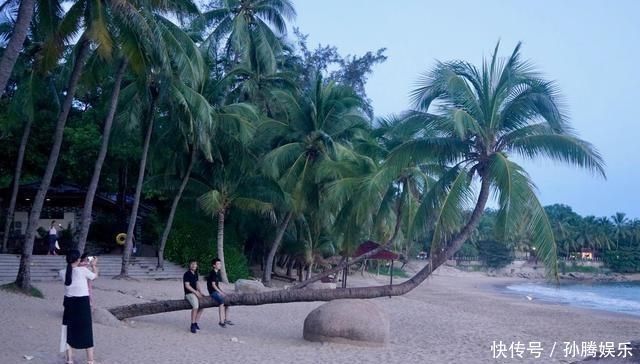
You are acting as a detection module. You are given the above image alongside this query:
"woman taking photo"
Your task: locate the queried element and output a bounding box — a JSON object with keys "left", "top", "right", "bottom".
{"left": 59, "top": 250, "right": 98, "bottom": 364}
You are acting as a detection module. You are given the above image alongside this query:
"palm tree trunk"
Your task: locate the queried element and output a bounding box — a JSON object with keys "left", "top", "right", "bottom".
{"left": 15, "top": 39, "right": 91, "bottom": 291}
{"left": 77, "top": 60, "right": 127, "bottom": 254}
{"left": 217, "top": 210, "right": 229, "bottom": 283}
{"left": 118, "top": 94, "right": 157, "bottom": 277}
{"left": 262, "top": 211, "right": 293, "bottom": 286}
{"left": 108, "top": 176, "right": 492, "bottom": 320}
{"left": 156, "top": 146, "right": 196, "bottom": 269}
{"left": 0, "top": 0, "right": 35, "bottom": 95}
{"left": 1, "top": 117, "right": 32, "bottom": 253}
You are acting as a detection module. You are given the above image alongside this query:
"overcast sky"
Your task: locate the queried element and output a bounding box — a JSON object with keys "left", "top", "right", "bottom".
{"left": 293, "top": 0, "right": 640, "bottom": 219}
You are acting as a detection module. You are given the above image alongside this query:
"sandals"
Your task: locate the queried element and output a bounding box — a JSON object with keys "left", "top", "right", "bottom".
{"left": 218, "top": 322, "right": 226, "bottom": 328}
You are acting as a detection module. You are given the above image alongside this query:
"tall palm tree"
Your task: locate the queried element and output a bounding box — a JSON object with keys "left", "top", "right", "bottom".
{"left": 258, "top": 74, "right": 368, "bottom": 285}
{"left": 0, "top": 1, "right": 64, "bottom": 253}
{"left": 77, "top": 0, "right": 202, "bottom": 254}
{"left": 0, "top": 0, "right": 35, "bottom": 95}
{"left": 197, "top": 0, "right": 295, "bottom": 70}
{"left": 117, "top": 12, "right": 207, "bottom": 277}
{"left": 155, "top": 79, "right": 260, "bottom": 270}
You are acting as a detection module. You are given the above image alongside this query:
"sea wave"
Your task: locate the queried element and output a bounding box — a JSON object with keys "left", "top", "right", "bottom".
{"left": 505, "top": 283, "right": 640, "bottom": 316}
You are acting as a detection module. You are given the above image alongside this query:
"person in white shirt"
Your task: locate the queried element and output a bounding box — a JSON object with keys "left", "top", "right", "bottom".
{"left": 48, "top": 221, "right": 60, "bottom": 255}
{"left": 59, "top": 250, "right": 98, "bottom": 364}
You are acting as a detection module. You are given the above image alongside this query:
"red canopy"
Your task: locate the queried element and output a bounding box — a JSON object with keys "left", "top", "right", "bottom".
{"left": 352, "top": 240, "right": 399, "bottom": 260}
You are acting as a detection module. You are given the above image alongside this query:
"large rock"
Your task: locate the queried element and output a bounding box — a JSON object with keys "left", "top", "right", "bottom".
{"left": 303, "top": 299, "right": 389, "bottom": 346}
{"left": 307, "top": 281, "right": 337, "bottom": 290}
{"left": 234, "top": 279, "right": 267, "bottom": 293}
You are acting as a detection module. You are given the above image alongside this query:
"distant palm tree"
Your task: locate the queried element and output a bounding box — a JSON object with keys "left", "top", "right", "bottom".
{"left": 611, "top": 212, "right": 629, "bottom": 248}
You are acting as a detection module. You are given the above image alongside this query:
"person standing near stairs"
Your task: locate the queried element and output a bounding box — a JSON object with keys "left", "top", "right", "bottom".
{"left": 48, "top": 221, "right": 61, "bottom": 255}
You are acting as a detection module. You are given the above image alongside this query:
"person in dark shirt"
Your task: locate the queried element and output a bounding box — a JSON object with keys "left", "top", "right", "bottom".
{"left": 183, "top": 259, "right": 205, "bottom": 333}
{"left": 207, "top": 258, "right": 233, "bottom": 327}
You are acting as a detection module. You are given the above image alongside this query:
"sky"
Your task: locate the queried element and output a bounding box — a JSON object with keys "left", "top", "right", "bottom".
{"left": 292, "top": 0, "right": 640, "bottom": 219}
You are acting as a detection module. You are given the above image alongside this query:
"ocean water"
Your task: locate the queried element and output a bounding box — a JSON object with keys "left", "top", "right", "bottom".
{"left": 504, "top": 282, "right": 640, "bottom": 317}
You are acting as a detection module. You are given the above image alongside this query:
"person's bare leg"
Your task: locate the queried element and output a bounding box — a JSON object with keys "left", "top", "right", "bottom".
{"left": 225, "top": 306, "right": 229, "bottom": 322}
{"left": 218, "top": 305, "right": 225, "bottom": 323}
{"left": 191, "top": 308, "right": 197, "bottom": 323}
{"left": 86, "top": 347, "right": 94, "bottom": 363}
{"left": 196, "top": 308, "right": 204, "bottom": 322}
{"left": 65, "top": 347, "right": 73, "bottom": 363}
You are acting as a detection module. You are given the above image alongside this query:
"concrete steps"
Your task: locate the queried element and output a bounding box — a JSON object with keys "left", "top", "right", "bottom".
{"left": 0, "top": 255, "right": 185, "bottom": 283}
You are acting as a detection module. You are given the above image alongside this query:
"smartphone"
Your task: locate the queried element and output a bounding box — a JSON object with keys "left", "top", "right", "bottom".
{"left": 88, "top": 256, "right": 95, "bottom": 262}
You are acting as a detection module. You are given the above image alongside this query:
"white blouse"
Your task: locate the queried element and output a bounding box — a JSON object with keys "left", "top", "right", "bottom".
{"left": 59, "top": 267, "right": 97, "bottom": 297}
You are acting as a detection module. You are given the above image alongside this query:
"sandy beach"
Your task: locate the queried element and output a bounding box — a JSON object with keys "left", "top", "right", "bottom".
{"left": 1, "top": 265, "right": 638, "bottom": 364}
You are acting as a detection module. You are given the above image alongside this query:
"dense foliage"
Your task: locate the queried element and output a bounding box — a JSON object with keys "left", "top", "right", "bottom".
{"left": 0, "top": 1, "right": 609, "bottom": 288}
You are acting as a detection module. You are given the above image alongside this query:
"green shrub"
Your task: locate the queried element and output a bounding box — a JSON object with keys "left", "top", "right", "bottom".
{"left": 164, "top": 207, "right": 250, "bottom": 282}
{"left": 477, "top": 239, "right": 514, "bottom": 269}
{"left": 603, "top": 248, "right": 640, "bottom": 273}
{"left": 455, "top": 242, "right": 479, "bottom": 257}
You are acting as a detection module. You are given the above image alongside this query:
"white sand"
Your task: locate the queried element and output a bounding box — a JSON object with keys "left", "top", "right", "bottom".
{"left": 1, "top": 266, "right": 638, "bottom": 364}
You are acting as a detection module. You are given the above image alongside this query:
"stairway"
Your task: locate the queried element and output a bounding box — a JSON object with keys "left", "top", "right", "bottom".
{"left": 0, "top": 254, "right": 186, "bottom": 283}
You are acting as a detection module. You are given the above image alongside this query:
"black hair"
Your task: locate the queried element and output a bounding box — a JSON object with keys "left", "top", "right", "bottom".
{"left": 80, "top": 253, "right": 89, "bottom": 261}
{"left": 211, "top": 258, "right": 221, "bottom": 266}
{"left": 65, "top": 250, "right": 81, "bottom": 286}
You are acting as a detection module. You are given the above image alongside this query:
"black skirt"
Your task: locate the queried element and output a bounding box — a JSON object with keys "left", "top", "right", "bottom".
{"left": 62, "top": 296, "right": 93, "bottom": 349}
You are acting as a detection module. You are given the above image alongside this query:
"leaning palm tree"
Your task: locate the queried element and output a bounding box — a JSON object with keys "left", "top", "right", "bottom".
{"left": 393, "top": 41, "right": 605, "bottom": 278}
{"left": 107, "top": 42, "right": 607, "bottom": 319}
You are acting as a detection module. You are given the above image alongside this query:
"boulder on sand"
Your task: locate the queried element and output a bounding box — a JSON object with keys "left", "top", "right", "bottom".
{"left": 303, "top": 299, "right": 389, "bottom": 346}
{"left": 234, "top": 279, "right": 267, "bottom": 293}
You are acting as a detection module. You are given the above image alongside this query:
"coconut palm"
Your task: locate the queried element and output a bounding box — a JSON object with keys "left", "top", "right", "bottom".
{"left": 611, "top": 212, "right": 629, "bottom": 249}
{"left": 196, "top": 0, "right": 295, "bottom": 71}
{"left": 77, "top": 0, "right": 203, "bottom": 254}
{"left": 155, "top": 78, "right": 260, "bottom": 270}
{"left": 0, "top": 0, "right": 36, "bottom": 95}
{"left": 117, "top": 12, "right": 208, "bottom": 277}
{"left": 0, "top": 1, "right": 66, "bottom": 253}
{"left": 197, "top": 146, "right": 275, "bottom": 283}
{"left": 257, "top": 74, "right": 369, "bottom": 285}
{"left": 391, "top": 42, "right": 605, "bottom": 278}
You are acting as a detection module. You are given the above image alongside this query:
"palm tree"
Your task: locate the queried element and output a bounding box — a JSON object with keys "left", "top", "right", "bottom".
{"left": 75, "top": 59, "right": 127, "bottom": 254}
{"left": 107, "top": 42, "right": 607, "bottom": 319}
{"left": 155, "top": 79, "right": 260, "bottom": 270}
{"left": 117, "top": 12, "right": 207, "bottom": 277}
{"left": 611, "top": 212, "right": 630, "bottom": 249}
{"left": 77, "top": 0, "right": 202, "bottom": 254}
{"left": 197, "top": 0, "right": 296, "bottom": 70}
{"left": 0, "top": 1, "right": 64, "bottom": 253}
{"left": 0, "top": 0, "right": 35, "bottom": 95}
{"left": 258, "top": 74, "right": 368, "bottom": 285}
{"left": 15, "top": 37, "right": 91, "bottom": 290}
{"left": 198, "top": 161, "right": 275, "bottom": 283}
